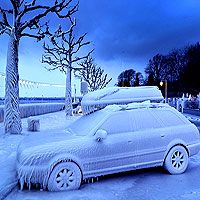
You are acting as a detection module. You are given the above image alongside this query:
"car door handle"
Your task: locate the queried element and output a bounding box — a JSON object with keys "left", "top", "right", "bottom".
{"left": 160, "top": 134, "right": 165, "bottom": 138}
{"left": 128, "top": 140, "right": 133, "bottom": 143}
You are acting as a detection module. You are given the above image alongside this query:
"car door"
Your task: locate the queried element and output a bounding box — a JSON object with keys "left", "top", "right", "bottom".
{"left": 128, "top": 109, "right": 166, "bottom": 167}
{"left": 83, "top": 110, "right": 139, "bottom": 175}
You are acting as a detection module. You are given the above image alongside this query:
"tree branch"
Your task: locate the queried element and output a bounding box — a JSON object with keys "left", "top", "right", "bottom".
{"left": 18, "top": 5, "right": 49, "bottom": 21}
{"left": 20, "top": 0, "right": 78, "bottom": 33}
{"left": 21, "top": 32, "right": 44, "bottom": 40}
{"left": 0, "top": 7, "right": 12, "bottom": 34}
{"left": 72, "top": 49, "right": 94, "bottom": 63}
{"left": 10, "top": 0, "right": 19, "bottom": 17}
{"left": 77, "top": 57, "right": 112, "bottom": 91}
{"left": 21, "top": 21, "right": 51, "bottom": 41}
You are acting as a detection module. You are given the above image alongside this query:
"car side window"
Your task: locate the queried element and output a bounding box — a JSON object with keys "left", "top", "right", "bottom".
{"left": 100, "top": 111, "right": 132, "bottom": 134}
{"left": 153, "top": 109, "right": 186, "bottom": 126}
{"left": 130, "top": 109, "right": 163, "bottom": 131}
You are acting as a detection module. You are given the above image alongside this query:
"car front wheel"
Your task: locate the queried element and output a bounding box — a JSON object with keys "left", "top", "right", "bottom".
{"left": 164, "top": 145, "right": 188, "bottom": 175}
{"left": 48, "top": 162, "right": 82, "bottom": 191}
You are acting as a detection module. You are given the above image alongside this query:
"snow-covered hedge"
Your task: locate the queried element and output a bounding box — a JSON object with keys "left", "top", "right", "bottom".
{"left": 0, "top": 103, "right": 65, "bottom": 122}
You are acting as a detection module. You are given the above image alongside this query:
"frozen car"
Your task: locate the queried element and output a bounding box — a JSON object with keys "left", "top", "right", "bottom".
{"left": 17, "top": 102, "right": 200, "bottom": 191}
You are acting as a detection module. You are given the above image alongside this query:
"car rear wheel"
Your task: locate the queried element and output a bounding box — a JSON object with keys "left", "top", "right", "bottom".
{"left": 164, "top": 145, "right": 188, "bottom": 174}
{"left": 48, "top": 162, "right": 82, "bottom": 191}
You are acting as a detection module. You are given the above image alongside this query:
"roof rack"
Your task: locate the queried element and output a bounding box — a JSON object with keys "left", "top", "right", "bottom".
{"left": 103, "top": 102, "right": 170, "bottom": 113}
{"left": 81, "top": 86, "right": 164, "bottom": 115}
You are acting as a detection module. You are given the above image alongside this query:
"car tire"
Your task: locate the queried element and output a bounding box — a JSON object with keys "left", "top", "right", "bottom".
{"left": 164, "top": 145, "right": 188, "bottom": 175}
{"left": 48, "top": 162, "right": 82, "bottom": 191}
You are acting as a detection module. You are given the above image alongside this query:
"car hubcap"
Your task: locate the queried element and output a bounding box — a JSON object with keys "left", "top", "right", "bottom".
{"left": 56, "top": 169, "right": 75, "bottom": 189}
{"left": 171, "top": 150, "right": 184, "bottom": 169}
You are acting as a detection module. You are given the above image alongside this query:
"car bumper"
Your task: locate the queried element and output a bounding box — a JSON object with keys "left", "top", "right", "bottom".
{"left": 187, "top": 142, "right": 200, "bottom": 156}
{"left": 17, "top": 164, "right": 49, "bottom": 189}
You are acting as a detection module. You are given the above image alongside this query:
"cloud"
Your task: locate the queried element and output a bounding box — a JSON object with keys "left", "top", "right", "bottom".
{"left": 77, "top": 0, "right": 200, "bottom": 64}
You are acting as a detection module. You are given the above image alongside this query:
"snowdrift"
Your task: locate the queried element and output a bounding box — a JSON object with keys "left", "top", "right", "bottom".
{"left": 81, "top": 86, "right": 163, "bottom": 114}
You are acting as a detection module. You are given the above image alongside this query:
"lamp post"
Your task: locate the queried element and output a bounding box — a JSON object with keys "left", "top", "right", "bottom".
{"left": 74, "top": 84, "right": 76, "bottom": 102}
{"left": 160, "top": 80, "right": 168, "bottom": 103}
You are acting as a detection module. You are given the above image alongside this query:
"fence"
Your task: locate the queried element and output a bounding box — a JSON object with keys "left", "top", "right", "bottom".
{"left": 0, "top": 103, "right": 65, "bottom": 123}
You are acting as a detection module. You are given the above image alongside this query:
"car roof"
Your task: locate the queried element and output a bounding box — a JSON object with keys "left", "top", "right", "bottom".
{"left": 103, "top": 102, "right": 190, "bottom": 124}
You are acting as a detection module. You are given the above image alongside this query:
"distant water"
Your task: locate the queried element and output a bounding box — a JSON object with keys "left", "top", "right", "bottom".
{"left": 0, "top": 97, "right": 82, "bottom": 105}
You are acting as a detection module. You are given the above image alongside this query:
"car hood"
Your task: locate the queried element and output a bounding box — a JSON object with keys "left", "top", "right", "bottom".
{"left": 17, "top": 130, "right": 82, "bottom": 164}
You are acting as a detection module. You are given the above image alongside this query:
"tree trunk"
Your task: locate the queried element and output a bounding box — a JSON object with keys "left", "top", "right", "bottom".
{"left": 65, "top": 67, "right": 73, "bottom": 116}
{"left": 4, "top": 31, "right": 22, "bottom": 134}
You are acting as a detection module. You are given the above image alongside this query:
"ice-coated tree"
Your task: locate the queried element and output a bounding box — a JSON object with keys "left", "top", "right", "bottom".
{"left": 0, "top": 0, "right": 78, "bottom": 134}
{"left": 77, "top": 57, "right": 112, "bottom": 91}
{"left": 42, "top": 18, "right": 93, "bottom": 116}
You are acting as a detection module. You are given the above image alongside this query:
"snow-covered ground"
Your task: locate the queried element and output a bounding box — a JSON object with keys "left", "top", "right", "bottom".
{"left": 0, "top": 110, "right": 200, "bottom": 200}
{"left": 5, "top": 152, "right": 200, "bottom": 200}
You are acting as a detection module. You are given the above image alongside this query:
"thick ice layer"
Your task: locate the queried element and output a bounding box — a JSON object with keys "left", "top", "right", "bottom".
{"left": 81, "top": 86, "right": 164, "bottom": 114}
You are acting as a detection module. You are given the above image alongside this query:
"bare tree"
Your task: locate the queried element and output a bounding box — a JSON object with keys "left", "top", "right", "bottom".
{"left": 145, "top": 54, "right": 166, "bottom": 86}
{"left": 134, "top": 72, "right": 144, "bottom": 86}
{"left": 0, "top": 0, "right": 78, "bottom": 134}
{"left": 117, "top": 69, "right": 136, "bottom": 87}
{"left": 42, "top": 19, "right": 93, "bottom": 116}
{"left": 77, "top": 57, "right": 112, "bottom": 91}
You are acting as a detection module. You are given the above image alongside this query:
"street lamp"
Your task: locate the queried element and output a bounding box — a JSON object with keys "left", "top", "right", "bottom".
{"left": 74, "top": 84, "right": 76, "bottom": 102}
{"left": 160, "top": 80, "right": 168, "bottom": 103}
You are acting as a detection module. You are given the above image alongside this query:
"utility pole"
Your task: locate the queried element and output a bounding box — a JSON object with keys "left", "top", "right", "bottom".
{"left": 165, "top": 80, "right": 168, "bottom": 103}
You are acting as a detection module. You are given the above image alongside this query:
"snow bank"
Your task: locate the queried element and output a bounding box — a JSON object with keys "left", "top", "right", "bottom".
{"left": 0, "top": 103, "right": 64, "bottom": 122}
{"left": 81, "top": 86, "right": 163, "bottom": 114}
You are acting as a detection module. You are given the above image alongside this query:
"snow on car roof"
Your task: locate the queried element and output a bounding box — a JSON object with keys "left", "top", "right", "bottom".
{"left": 104, "top": 101, "right": 170, "bottom": 111}
{"left": 81, "top": 86, "right": 164, "bottom": 114}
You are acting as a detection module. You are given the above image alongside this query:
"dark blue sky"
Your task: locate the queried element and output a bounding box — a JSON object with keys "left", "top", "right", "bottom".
{"left": 0, "top": 0, "right": 200, "bottom": 96}
{"left": 77, "top": 0, "right": 200, "bottom": 63}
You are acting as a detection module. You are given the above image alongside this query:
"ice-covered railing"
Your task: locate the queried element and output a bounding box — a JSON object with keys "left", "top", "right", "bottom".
{"left": 81, "top": 86, "right": 164, "bottom": 115}
{"left": 0, "top": 103, "right": 64, "bottom": 122}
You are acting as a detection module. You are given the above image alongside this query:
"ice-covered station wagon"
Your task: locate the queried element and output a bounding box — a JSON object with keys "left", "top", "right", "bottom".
{"left": 17, "top": 87, "right": 200, "bottom": 191}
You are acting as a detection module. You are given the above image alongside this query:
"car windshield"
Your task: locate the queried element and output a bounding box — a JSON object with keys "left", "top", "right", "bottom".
{"left": 67, "top": 110, "right": 109, "bottom": 136}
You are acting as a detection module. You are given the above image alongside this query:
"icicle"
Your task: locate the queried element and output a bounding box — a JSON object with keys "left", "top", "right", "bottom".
{"left": 28, "top": 182, "right": 31, "bottom": 190}
{"left": 20, "top": 177, "right": 24, "bottom": 190}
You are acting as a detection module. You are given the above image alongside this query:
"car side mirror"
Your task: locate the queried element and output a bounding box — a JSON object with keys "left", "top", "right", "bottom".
{"left": 94, "top": 129, "right": 107, "bottom": 142}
